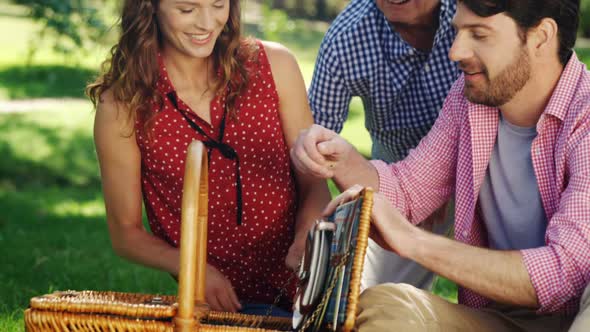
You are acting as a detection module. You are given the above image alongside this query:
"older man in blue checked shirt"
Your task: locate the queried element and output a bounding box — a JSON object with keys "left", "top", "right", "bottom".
{"left": 308, "top": 0, "right": 459, "bottom": 291}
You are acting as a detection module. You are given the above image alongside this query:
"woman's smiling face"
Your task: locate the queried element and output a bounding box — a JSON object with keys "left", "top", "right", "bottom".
{"left": 156, "top": 0, "right": 230, "bottom": 58}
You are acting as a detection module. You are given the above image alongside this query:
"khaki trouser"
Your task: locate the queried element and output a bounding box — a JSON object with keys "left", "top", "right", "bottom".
{"left": 356, "top": 283, "right": 574, "bottom": 332}
{"left": 569, "top": 284, "right": 590, "bottom": 332}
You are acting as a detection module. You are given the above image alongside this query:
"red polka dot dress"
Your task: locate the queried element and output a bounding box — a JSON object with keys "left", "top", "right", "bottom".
{"left": 135, "top": 40, "right": 297, "bottom": 307}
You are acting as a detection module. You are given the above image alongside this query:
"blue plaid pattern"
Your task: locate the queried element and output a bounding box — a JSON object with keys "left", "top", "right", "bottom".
{"left": 325, "top": 198, "right": 362, "bottom": 325}
{"left": 309, "top": 0, "right": 460, "bottom": 161}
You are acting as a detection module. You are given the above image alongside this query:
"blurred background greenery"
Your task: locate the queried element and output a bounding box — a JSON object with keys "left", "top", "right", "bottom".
{"left": 0, "top": 1, "right": 588, "bottom": 331}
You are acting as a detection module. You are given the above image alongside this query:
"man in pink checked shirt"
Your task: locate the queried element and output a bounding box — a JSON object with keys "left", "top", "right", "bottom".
{"left": 291, "top": 0, "right": 590, "bottom": 331}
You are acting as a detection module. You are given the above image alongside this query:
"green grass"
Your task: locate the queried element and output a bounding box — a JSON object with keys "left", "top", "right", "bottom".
{"left": 0, "top": 65, "right": 96, "bottom": 99}
{"left": 0, "top": 108, "right": 179, "bottom": 332}
{"left": 578, "top": 47, "right": 590, "bottom": 64}
{"left": 0, "top": 5, "right": 371, "bottom": 331}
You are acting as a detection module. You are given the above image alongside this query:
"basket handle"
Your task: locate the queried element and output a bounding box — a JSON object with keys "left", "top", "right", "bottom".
{"left": 175, "top": 140, "right": 209, "bottom": 332}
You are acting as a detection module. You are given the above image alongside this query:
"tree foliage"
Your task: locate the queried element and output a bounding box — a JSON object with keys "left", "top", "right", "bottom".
{"left": 13, "top": 0, "right": 589, "bottom": 55}
{"left": 12, "top": 0, "right": 109, "bottom": 59}
{"left": 581, "top": 0, "right": 590, "bottom": 38}
{"left": 269, "top": 0, "right": 349, "bottom": 21}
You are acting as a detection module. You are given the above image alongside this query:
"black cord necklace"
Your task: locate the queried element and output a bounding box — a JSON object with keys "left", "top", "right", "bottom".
{"left": 167, "top": 91, "right": 244, "bottom": 226}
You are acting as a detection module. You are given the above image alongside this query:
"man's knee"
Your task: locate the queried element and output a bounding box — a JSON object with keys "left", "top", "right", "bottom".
{"left": 359, "top": 283, "right": 427, "bottom": 308}
{"left": 569, "top": 284, "right": 590, "bottom": 332}
{"left": 357, "top": 283, "right": 442, "bottom": 332}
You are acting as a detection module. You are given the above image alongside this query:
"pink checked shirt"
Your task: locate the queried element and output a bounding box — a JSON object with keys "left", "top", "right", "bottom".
{"left": 372, "top": 53, "right": 590, "bottom": 314}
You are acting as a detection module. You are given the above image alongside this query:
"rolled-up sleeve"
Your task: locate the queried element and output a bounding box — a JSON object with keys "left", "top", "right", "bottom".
{"left": 522, "top": 123, "right": 590, "bottom": 314}
{"left": 308, "top": 38, "right": 352, "bottom": 133}
{"left": 369, "top": 79, "right": 464, "bottom": 224}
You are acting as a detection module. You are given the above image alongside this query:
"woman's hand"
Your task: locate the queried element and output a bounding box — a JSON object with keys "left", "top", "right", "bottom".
{"left": 205, "top": 264, "right": 242, "bottom": 312}
{"left": 285, "top": 239, "right": 305, "bottom": 271}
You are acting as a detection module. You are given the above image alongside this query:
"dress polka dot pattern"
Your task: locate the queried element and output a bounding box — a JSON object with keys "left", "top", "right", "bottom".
{"left": 135, "top": 40, "right": 297, "bottom": 307}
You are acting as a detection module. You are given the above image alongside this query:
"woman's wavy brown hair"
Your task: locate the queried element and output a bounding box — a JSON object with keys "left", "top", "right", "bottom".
{"left": 86, "top": 0, "right": 254, "bottom": 134}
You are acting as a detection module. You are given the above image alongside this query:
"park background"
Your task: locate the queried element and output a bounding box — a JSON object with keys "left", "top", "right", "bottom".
{"left": 1, "top": 1, "right": 589, "bottom": 331}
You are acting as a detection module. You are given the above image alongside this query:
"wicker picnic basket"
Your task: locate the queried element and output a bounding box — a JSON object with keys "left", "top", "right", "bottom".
{"left": 24, "top": 140, "right": 373, "bottom": 332}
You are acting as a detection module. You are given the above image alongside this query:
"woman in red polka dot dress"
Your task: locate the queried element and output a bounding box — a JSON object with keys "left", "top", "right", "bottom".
{"left": 88, "top": 0, "right": 330, "bottom": 316}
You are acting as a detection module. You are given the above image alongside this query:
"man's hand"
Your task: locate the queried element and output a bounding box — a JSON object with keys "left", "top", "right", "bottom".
{"left": 205, "top": 264, "right": 242, "bottom": 312}
{"left": 369, "top": 192, "right": 419, "bottom": 257}
{"left": 323, "top": 185, "right": 418, "bottom": 258}
{"left": 290, "top": 124, "right": 355, "bottom": 178}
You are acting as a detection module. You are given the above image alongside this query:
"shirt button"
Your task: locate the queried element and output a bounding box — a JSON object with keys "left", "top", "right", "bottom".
{"left": 535, "top": 147, "right": 541, "bottom": 156}
{"left": 424, "top": 64, "right": 430, "bottom": 72}
{"left": 462, "top": 231, "right": 468, "bottom": 237}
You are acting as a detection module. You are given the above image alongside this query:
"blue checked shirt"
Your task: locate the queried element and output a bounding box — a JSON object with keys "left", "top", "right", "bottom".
{"left": 309, "top": 0, "right": 460, "bottom": 162}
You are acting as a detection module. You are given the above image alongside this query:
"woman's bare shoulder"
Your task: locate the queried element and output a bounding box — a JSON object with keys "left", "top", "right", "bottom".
{"left": 259, "top": 41, "right": 301, "bottom": 90}
{"left": 94, "top": 89, "right": 135, "bottom": 140}
{"left": 260, "top": 40, "right": 297, "bottom": 67}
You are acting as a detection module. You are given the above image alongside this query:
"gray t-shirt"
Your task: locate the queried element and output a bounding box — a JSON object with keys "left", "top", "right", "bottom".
{"left": 478, "top": 114, "right": 547, "bottom": 250}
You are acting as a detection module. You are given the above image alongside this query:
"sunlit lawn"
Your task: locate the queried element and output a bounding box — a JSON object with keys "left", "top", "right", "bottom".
{"left": 2, "top": 2, "right": 589, "bottom": 332}
{"left": 0, "top": 108, "right": 181, "bottom": 332}
{"left": 0, "top": 4, "right": 371, "bottom": 331}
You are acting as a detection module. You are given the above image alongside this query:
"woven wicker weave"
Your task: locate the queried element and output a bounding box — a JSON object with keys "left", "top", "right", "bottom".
{"left": 24, "top": 140, "right": 372, "bottom": 331}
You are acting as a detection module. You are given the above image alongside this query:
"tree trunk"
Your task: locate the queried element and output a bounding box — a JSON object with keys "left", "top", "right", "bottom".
{"left": 316, "top": 0, "right": 327, "bottom": 20}
{"left": 272, "top": 0, "right": 287, "bottom": 10}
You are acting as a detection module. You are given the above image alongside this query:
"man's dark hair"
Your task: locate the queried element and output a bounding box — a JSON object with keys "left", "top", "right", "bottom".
{"left": 460, "top": 0, "right": 580, "bottom": 65}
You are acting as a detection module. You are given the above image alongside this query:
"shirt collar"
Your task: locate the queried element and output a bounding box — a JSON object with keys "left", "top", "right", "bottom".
{"left": 467, "top": 52, "right": 585, "bottom": 133}
{"left": 156, "top": 52, "right": 175, "bottom": 96}
{"left": 434, "top": 0, "right": 455, "bottom": 45}
{"left": 541, "top": 52, "right": 584, "bottom": 122}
